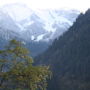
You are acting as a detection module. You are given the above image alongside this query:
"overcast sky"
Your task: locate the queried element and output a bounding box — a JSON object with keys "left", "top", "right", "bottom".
{"left": 0, "top": 0, "right": 90, "bottom": 12}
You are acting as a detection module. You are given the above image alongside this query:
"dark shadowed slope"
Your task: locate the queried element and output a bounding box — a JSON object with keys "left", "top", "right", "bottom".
{"left": 36, "top": 9, "right": 90, "bottom": 90}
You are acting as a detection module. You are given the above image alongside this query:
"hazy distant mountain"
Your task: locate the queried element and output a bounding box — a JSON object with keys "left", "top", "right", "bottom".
{"left": 0, "top": 10, "right": 20, "bottom": 32}
{"left": 0, "top": 3, "right": 80, "bottom": 42}
{"left": 36, "top": 9, "right": 90, "bottom": 90}
{"left": 0, "top": 3, "right": 80, "bottom": 56}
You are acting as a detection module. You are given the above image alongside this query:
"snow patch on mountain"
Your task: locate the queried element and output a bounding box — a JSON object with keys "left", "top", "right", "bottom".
{"left": 35, "top": 34, "right": 45, "bottom": 42}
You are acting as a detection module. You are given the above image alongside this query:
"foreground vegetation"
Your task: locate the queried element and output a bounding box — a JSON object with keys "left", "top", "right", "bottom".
{"left": 0, "top": 39, "right": 51, "bottom": 90}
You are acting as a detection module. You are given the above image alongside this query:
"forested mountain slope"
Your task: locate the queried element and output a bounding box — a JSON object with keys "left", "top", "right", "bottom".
{"left": 36, "top": 9, "right": 90, "bottom": 90}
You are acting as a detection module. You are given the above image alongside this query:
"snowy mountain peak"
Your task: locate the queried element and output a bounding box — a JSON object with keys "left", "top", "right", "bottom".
{"left": 0, "top": 3, "right": 80, "bottom": 42}
{"left": 0, "top": 9, "right": 21, "bottom": 32}
{"left": 1, "top": 3, "right": 34, "bottom": 22}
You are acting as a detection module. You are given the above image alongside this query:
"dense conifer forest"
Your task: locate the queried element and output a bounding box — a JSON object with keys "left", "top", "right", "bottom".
{"left": 36, "top": 9, "right": 90, "bottom": 90}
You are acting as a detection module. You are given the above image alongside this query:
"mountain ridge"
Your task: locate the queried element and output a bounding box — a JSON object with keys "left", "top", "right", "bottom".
{"left": 0, "top": 3, "right": 80, "bottom": 42}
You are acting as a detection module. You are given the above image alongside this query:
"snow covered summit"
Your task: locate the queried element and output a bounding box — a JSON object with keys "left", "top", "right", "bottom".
{"left": 0, "top": 3, "right": 80, "bottom": 42}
